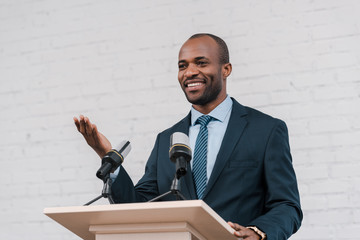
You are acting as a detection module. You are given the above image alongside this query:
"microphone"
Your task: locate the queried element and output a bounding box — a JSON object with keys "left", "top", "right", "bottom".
{"left": 169, "top": 132, "right": 192, "bottom": 178}
{"left": 96, "top": 141, "right": 131, "bottom": 180}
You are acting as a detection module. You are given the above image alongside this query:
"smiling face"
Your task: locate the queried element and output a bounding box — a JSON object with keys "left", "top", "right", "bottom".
{"left": 178, "top": 35, "right": 232, "bottom": 114}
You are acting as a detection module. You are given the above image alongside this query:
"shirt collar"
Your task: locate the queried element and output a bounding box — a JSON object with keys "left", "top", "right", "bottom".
{"left": 190, "top": 95, "right": 233, "bottom": 126}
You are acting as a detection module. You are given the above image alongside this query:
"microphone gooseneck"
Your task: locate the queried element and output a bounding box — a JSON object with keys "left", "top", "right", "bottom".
{"left": 148, "top": 132, "right": 191, "bottom": 202}
{"left": 85, "top": 140, "right": 131, "bottom": 205}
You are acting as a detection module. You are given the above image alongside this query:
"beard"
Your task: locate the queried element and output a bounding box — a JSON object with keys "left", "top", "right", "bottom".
{"left": 184, "top": 79, "right": 223, "bottom": 106}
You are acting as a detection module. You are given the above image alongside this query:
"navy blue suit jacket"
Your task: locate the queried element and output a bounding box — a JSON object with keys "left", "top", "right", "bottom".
{"left": 112, "top": 98, "right": 302, "bottom": 239}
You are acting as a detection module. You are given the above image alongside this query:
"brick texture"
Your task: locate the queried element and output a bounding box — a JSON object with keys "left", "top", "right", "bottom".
{"left": 1, "top": 0, "right": 359, "bottom": 239}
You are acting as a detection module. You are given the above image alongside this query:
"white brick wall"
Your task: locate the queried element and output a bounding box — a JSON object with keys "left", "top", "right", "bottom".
{"left": 1, "top": 0, "right": 359, "bottom": 239}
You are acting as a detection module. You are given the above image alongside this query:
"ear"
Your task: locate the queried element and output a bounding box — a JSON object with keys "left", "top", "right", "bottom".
{"left": 222, "top": 63, "right": 232, "bottom": 78}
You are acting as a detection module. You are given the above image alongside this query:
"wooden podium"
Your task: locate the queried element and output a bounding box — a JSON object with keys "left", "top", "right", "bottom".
{"left": 44, "top": 200, "right": 238, "bottom": 240}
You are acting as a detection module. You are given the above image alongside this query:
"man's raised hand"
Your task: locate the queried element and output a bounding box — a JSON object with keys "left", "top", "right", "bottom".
{"left": 74, "top": 115, "right": 112, "bottom": 158}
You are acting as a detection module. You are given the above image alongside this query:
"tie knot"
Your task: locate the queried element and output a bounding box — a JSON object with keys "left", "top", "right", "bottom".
{"left": 196, "top": 115, "right": 213, "bottom": 127}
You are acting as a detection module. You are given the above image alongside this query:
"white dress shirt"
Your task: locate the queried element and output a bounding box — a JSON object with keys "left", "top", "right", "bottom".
{"left": 189, "top": 95, "right": 233, "bottom": 182}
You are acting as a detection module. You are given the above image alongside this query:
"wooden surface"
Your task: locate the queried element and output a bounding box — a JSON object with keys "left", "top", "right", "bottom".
{"left": 89, "top": 222, "right": 203, "bottom": 240}
{"left": 44, "top": 200, "right": 237, "bottom": 240}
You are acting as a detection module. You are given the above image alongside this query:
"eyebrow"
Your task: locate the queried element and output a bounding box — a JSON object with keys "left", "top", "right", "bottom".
{"left": 178, "top": 56, "right": 208, "bottom": 64}
{"left": 195, "top": 56, "right": 207, "bottom": 60}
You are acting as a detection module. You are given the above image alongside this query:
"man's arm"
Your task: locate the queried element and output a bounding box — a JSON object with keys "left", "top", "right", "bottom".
{"left": 248, "top": 120, "right": 303, "bottom": 239}
{"left": 74, "top": 115, "right": 161, "bottom": 204}
{"left": 111, "top": 134, "right": 161, "bottom": 203}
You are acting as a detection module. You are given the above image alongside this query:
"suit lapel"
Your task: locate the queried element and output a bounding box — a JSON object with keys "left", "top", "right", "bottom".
{"left": 172, "top": 112, "right": 197, "bottom": 200}
{"left": 203, "top": 100, "right": 248, "bottom": 198}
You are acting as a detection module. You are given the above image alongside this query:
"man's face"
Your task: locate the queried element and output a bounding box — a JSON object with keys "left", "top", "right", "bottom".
{"left": 178, "top": 36, "right": 227, "bottom": 107}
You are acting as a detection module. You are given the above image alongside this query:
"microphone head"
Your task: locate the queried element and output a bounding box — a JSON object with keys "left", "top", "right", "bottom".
{"left": 97, "top": 140, "right": 131, "bottom": 180}
{"left": 169, "top": 132, "right": 192, "bottom": 163}
{"left": 170, "top": 132, "right": 190, "bottom": 147}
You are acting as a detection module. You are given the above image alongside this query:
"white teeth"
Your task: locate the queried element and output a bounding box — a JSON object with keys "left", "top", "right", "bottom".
{"left": 187, "top": 83, "right": 203, "bottom": 87}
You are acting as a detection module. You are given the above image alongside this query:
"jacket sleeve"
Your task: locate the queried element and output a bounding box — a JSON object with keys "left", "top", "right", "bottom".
{"left": 111, "top": 134, "right": 161, "bottom": 203}
{"left": 248, "top": 120, "right": 303, "bottom": 240}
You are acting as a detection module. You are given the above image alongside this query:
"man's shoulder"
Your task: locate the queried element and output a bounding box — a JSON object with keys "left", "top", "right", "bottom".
{"left": 157, "top": 112, "right": 191, "bottom": 137}
{"left": 232, "top": 98, "right": 286, "bottom": 126}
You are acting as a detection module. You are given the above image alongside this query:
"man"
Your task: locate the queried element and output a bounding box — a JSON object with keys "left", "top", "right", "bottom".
{"left": 74, "top": 33, "right": 302, "bottom": 239}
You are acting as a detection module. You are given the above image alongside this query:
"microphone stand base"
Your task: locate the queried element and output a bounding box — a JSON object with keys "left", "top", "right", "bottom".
{"left": 84, "top": 175, "right": 115, "bottom": 206}
{"left": 148, "top": 175, "right": 187, "bottom": 202}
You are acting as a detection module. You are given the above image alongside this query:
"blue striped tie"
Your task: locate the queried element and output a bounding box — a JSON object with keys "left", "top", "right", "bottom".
{"left": 193, "top": 115, "right": 213, "bottom": 199}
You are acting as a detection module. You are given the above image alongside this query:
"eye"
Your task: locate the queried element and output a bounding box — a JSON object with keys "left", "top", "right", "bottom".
{"left": 178, "top": 63, "right": 187, "bottom": 70}
{"left": 197, "top": 61, "right": 207, "bottom": 66}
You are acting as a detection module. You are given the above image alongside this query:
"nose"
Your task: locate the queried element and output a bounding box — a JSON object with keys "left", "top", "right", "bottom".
{"left": 184, "top": 63, "right": 199, "bottom": 79}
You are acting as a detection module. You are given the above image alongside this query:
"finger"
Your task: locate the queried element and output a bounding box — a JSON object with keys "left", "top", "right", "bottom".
{"left": 228, "top": 222, "right": 239, "bottom": 237}
{"left": 73, "top": 117, "right": 80, "bottom": 131}
{"left": 233, "top": 223, "right": 245, "bottom": 231}
{"left": 228, "top": 222, "right": 248, "bottom": 238}
{"left": 84, "top": 117, "right": 93, "bottom": 136}
{"left": 234, "top": 230, "right": 242, "bottom": 238}
{"left": 228, "top": 221, "right": 235, "bottom": 230}
{"left": 234, "top": 229, "right": 250, "bottom": 238}
{"left": 79, "top": 115, "right": 86, "bottom": 134}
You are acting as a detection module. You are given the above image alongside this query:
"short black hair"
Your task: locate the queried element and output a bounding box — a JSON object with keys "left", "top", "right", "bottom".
{"left": 189, "top": 33, "right": 230, "bottom": 64}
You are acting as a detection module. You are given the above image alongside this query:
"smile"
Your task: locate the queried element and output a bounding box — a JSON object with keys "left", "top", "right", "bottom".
{"left": 187, "top": 82, "right": 204, "bottom": 87}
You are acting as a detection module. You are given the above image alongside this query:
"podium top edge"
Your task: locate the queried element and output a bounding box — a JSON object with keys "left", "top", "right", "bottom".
{"left": 44, "top": 200, "right": 207, "bottom": 214}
